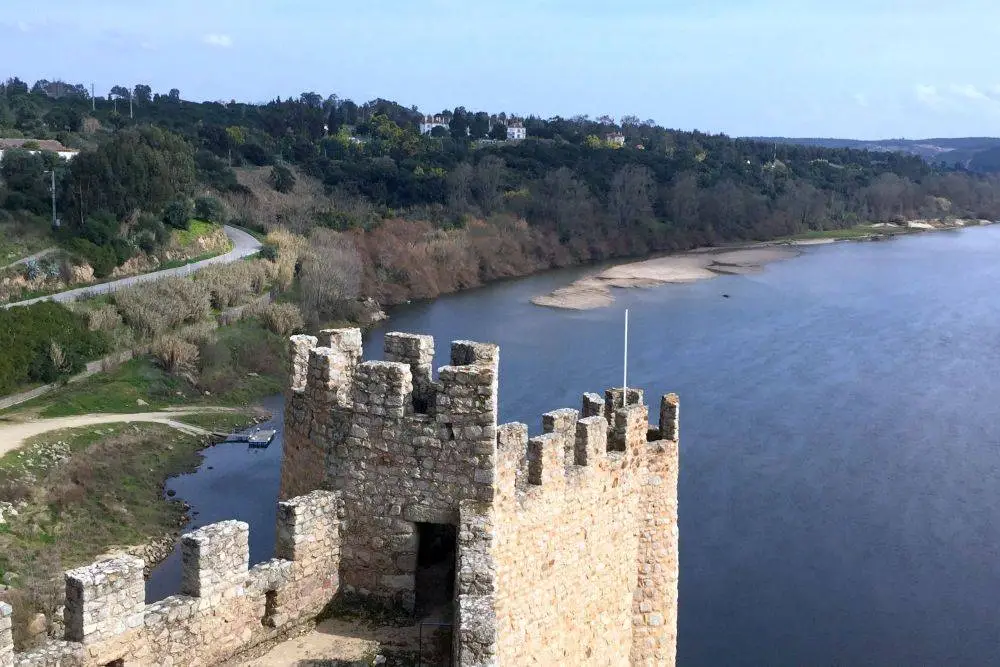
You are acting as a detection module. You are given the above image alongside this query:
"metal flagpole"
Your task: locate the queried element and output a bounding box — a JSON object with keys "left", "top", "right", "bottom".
{"left": 623, "top": 309, "right": 629, "bottom": 406}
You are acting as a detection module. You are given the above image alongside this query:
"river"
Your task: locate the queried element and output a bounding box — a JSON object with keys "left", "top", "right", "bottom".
{"left": 149, "top": 226, "right": 1000, "bottom": 665}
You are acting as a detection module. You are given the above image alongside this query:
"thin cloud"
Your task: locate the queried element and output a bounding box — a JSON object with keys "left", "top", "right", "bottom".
{"left": 853, "top": 93, "right": 869, "bottom": 108}
{"left": 203, "top": 33, "right": 233, "bottom": 48}
{"left": 914, "top": 84, "right": 943, "bottom": 108}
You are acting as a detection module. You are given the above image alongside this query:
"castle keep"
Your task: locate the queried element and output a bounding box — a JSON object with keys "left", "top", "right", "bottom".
{"left": 1, "top": 328, "right": 679, "bottom": 666}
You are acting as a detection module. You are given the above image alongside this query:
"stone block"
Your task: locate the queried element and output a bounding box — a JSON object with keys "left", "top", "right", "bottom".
{"left": 181, "top": 520, "right": 249, "bottom": 598}
{"left": 575, "top": 415, "right": 608, "bottom": 465}
{"left": 64, "top": 555, "right": 145, "bottom": 644}
{"left": 660, "top": 393, "right": 680, "bottom": 442}
{"left": 0, "top": 601, "right": 11, "bottom": 667}
{"left": 527, "top": 432, "right": 564, "bottom": 487}
{"left": 276, "top": 490, "right": 340, "bottom": 562}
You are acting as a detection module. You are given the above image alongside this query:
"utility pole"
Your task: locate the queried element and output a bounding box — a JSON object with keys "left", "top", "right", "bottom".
{"left": 44, "top": 170, "right": 57, "bottom": 228}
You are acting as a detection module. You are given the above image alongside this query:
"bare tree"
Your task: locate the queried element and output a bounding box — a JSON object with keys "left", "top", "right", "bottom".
{"left": 300, "top": 229, "right": 362, "bottom": 322}
{"left": 472, "top": 156, "right": 506, "bottom": 215}
{"left": 609, "top": 165, "right": 655, "bottom": 229}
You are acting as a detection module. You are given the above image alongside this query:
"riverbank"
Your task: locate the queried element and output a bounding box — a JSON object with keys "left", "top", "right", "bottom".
{"left": 532, "top": 245, "right": 802, "bottom": 310}
{"left": 532, "top": 219, "right": 994, "bottom": 310}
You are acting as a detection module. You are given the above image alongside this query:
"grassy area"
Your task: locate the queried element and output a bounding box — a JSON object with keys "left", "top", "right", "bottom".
{"left": 4, "top": 320, "right": 286, "bottom": 419}
{"left": 158, "top": 249, "right": 229, "bottom": 271}
{"left": 0, "top": 220, "right": 53, "bottom": 267}
{"left": 0, "top": 423, "right": 208, "bottom": 648}
{"left": 170, "top": 219, "right": 224, "bottom": 247}
{"left": 175, "top": 410, "right": 263, "bottom": 433}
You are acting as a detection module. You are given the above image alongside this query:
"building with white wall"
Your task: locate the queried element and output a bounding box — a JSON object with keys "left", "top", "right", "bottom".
{"left": 0, "top": 138, "right": 79, "bottom": 161}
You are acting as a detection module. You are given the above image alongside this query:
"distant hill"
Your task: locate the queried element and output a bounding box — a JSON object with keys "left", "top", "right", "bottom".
{"left": 750, "top": 136, "right": 1000, "bottom": 172}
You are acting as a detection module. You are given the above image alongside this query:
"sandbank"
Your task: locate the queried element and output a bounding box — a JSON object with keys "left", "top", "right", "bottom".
{"left": 532, "top": 246, "right": 800, "bottom": 310}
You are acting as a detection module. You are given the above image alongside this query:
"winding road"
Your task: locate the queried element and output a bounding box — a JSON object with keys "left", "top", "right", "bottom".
{"left": 4, "top": 225, "right": 261, "bottom": 309}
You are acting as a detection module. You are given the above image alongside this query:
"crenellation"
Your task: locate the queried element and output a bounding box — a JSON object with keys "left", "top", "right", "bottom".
{"left": 7, "top": 491, "right": 343, "bottom": 667}
{"left": 180, "top": 520, "right": 250, "bottom": 599}
{"left": 384, "top": 332, "right": 436, "bottom": 412}
{"left": 660, "top": 393, "right": 679, "bottom": 442}
{"left": 527, "top": 432, "right": 564, "bottom": 487}
{"left": 574, "top": 415, "right": 608, "bottom": 466}
{"left": 354, "top": 360, "right": 414, "bottom": 420}
{"left": 582, "top": 392, "right": 606, "bottom": 419}
{"left": 4, "top": 331, "right": 680, "bottom": 666}
{"left": 288, "top": 334, "right": 318, "bottom": 391}
{"left": 64, "top": 556, "right": 145, "bottom": 645}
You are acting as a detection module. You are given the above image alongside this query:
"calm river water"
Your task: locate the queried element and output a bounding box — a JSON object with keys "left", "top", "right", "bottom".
{"left": 151, "top": 226, "right": 1000, "bottom": 665}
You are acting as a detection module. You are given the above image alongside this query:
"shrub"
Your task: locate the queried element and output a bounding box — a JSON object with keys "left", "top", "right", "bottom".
{"left": 112, "top": 276, "right": 211, "bottom": 337}
{"left": 150, "top": 336, "right": 199, "bottom": 376}
{"left": 253, "top": 302, "right": 304, "bottom": 336}
{"left": 66, "top": 238, "right": 117, "bottom": 278}
{"left": 299, "top": 229, "right": 362, "bottom": 323}
{"left": 194, "top": 195, "right": 226, "bottom": 225}
{"left": 86, "top": 305, "right": 123, "bottom": 333}
{"left": 0, "top": 302, "right": 106, "bottom": 392}
{"left": 195, "top": 260, "right": 272, "bottom": 309}
{"left": 268, "top": 164, "right": 296, "bottom": 193}
{"left": 162, "top": 198, "right": 193, "bottom": 229}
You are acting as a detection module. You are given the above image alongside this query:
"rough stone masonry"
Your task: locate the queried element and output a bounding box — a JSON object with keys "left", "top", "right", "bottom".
{"left": 0, "top": 328, "right": 678, "bottom": 666}
{"left": 283, "top": 328, "right": 680, "bottom": 666}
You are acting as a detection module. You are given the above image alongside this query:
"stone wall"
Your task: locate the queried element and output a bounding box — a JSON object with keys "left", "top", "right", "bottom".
{"left": 283, "top": 328, "right": 680, "bottom": 666}
{"left": 489, "top": 391, "right": 679, "bottom": 666}
{"left": 284, "top": 331, "right": 498, "bottom": 609}
{"left": 6, "top": 490, "right": 340, "bottom": 667}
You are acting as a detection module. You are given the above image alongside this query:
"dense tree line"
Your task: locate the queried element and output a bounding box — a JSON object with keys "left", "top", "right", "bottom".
{"left": 3, "top": 75, "right": 1000, "bottom": 286}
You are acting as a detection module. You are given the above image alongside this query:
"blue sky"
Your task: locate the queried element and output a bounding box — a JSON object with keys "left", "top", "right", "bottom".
{"left": 1, "top": 0, "right": 998, "bottom": 139}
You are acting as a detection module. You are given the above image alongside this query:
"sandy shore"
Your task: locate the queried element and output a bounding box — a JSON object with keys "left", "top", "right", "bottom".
{"left": 532, "top": 246, "right": 801, "bottom": 310}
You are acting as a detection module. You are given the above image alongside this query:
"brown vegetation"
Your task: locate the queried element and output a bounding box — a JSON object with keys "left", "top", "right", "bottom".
{"left": 112, "top": 276, "right": 211, "bottom": 337}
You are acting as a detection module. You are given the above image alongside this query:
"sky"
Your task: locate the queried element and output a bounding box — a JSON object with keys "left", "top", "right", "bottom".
{"left": 1, "top": 0, "right": 999, "bottom": 139}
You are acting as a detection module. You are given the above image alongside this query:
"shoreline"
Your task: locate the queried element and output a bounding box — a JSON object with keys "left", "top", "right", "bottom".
{"left": 531, "top": 220, "right": 994, "bottom": 310}
{"left": 531, "top": 244, "right": 804, "bottom": 310}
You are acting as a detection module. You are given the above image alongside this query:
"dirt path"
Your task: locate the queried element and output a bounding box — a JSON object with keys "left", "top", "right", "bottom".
{"left": 0, "top": 407, "right": 238, "bottom": 457}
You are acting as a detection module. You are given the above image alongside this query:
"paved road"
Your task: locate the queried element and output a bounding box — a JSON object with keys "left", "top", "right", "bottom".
{"left": 4, "top": 225, "right": 261, "bottom": 309}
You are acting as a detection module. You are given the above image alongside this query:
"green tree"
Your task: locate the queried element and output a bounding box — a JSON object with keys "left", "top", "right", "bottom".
{"left": 194, "top": 195, "right": 226, "bottom": 224}
{"left": 269, "top": 164, "right": 296, "bottom": 193}
{"left": 469, "top": 112, "right": 490, "bottom": 139}
{"left": 133, "top": 84, "right": 152, "bottom": 104}
{"left": 66, "top": 126, "right": 196, "bottom": 223}
{"left": 489, "top": 122, "right": 508, "bottom": 141}
{"left": 449, "top": 107, "right": 469, "bottom": 140}
{"left": 163, "top": 198, "right": 193, "bottom": 229}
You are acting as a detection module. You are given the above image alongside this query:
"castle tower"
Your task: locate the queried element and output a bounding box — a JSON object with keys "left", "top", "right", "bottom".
{"left": 283, "top": 328, "right": 679, "bottom": 666}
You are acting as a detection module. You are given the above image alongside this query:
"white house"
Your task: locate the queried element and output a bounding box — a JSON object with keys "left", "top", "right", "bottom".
{"left": 420, "top": 115, "right": 450, "bottom": 135}
{"left": 0, "top": 138, "right": 79, "bottom": 161}
{"left": 605, "top": 132, "right": 626, "bottom": 147}
{"left": 506, "top": 120, "right": 527, "bottom": 141}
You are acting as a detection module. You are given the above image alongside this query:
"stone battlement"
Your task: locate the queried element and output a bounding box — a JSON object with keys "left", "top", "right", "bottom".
{"left": 282, "top": 328, "right": 680, "bottom": 666}
{"left": 2, "top": 490, "right": 340, "bottom": 667}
